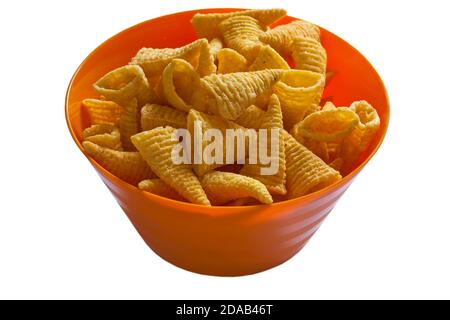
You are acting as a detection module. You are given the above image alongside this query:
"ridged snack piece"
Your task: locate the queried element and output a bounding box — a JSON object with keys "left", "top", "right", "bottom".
{"left": 93, "top": 65, "right": 157, "bottom": 107}
{"left": 161, "top": 59, "right": 204, "bottom": 112}
{"left": 216, "top": 48, "right": 248, "bottom": 74}
{"left": 141, "top": 104, "right": 187, "bottom": 131}
{"left": 273, "top": 70, "right": 325, "bottom": 130}
{"left": 219, "top": 15, "right": 265, "bottom": 61}
{"left": 234, "top": 105, "right": 266, "bottom": 129}
{"left": 119, "top": 99, "right": 139, "bottom": 151}
{"left": 201, "top": 171, "right": 273, "bottom": 205}
{"left": 341, "top": 101, "right": 380, "bottom": 172}
{"left": 283, "top": 131, "right": 342, "bottom": 198}
{"left": 249, "top": 45, "right": 290, "bottom": 71}
{"left": 260, "top": 20, "right": 320, "bottom": 55}
{"left": 82, "top": 141, "right": 155, "bottom": 185}
{"left": 293, "top": 108, "right": 359, "bottom": 142}
{"left": 191, "top": 8, "right": 287, "bottom": 40}
{"left": 291, "top": 37, "right": 327, "bottom": 75}
{"left": 240, "top": 95, "right": 287, "bottom": 195}
{"left": 130, "top": 39, "right": 215, "bottom": 78}
{"left": 82, "top": 99, "right": 124, "bottom": 126}
{"left": 187, "top": 109, "right": 247, "bottom": 177}
{"left": 83, "top": 124, "right": 123, "bottom": 151}
{"left": 192, "top": 69, "right": 283, "bottom": 120}
{"left": 138, "top": 179, "right": 186, "bottom": 201}
{"left": 349, "top": 100, "right": 380, "bottom": 150}
{"left": 131, "top": 127, "right": 211, "bottom": 206}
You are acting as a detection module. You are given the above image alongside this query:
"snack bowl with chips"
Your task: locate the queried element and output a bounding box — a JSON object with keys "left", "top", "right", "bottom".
{"left": 66, "top": 8, "right": 389, "bottom": 276}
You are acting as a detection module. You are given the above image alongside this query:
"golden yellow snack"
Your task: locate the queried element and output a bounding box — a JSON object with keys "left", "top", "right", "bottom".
{"left": 284, "top": 131, "right": 342, "bottom": 198}
{"left": 141, "top": 104, "right": 187, "bottom": 131}
{"left": 187, "top": 109, "right": 246, "bottom": 177}
{"left": 291, "top": 37, "right": 327, "bottom": 75}
{"left": 273, "top": 70, "right": 325, "bottom": 130}
{"left": 198, "top": 39, "right": 218, "bottom": 76}
{"left": 219, "top": 15, "right": 264, "bottom": 61}
{"left": 119, "top": 98, "right": 139, "bottom": 151}
{"left": 82, "top": 99, "right": 124, "bottom": 126}
{"left": 240, "top": 95, "right": 287, "bottom": 195}
{"left": 82, "top": 141, "right": 155, "bottom": 185}
{"left": 341, "top": 101, "right": 380, "bottom": 171}
{"left": 131, "top": 127, "right": 210, "bottom": 206}
{"left": 201, "top": 171, "right": 273, "bottom": 205}
{"left": 248, "top": 45, "right": 290, "bottom": 71}
{"left": 130, "top": 39, "right": 215, "bottom": 78}
{"left": 349, "top": 100, "right": 380, "bottom": 150}
{"left": 340, "top": 122, "right": 364, "bottom": 172}
{"left": 322, "top": 101, "right": 337, "bottom": 111}
{"left": 294, "top": 108, "right": 359, "bottom": 142}
{"left": 216, "top": 48, "right": 248, "bottom": 74}
{"left": 161, "top": 59, "right": 203, "bottom": 112}
{"left": 93, "top": 65, "right": 156, "bottom": 106}
{"left": 82, "top": 124, "right": 122, "bottom": 151}
{"left": 192, "top": 69, "right": 283, "bottom": 120}
{"left": 260, "top": 20, "right": 320, "bottom": 55}
{"left": 138, "top": 179, "right": 186, "bottom": 201}
{"left": 234, "top": 105, "right": 266, "bottom": 129}
{"left": 209, "top": 37, "right": 223, "bottom": 60}
{"left": 191, "top": 8, "right": 287, "bottom": 40}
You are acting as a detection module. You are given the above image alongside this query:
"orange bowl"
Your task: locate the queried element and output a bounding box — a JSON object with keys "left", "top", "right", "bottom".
{"left": 66, "top": 8, "right": 389, "bottom": 276}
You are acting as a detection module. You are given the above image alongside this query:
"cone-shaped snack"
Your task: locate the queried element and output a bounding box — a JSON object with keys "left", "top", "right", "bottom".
{"left": 240, "top": 95, "right": 287, "bottom": 195}
{"left": 138, "top": 179, "right": 186, "bottom": 202}
{"left": 187, "top": 109, "right": 246, "bottom": 176}
{"left": 219, "top": 15, "right": 265, "bottom": 61}
{"left": 216, "top": 48, "right": 248, "bottom": 74}
{"left": 249, "top": 45, "right": 290, "bottom": 71}
{"left": 119, "top": 99, "right": 139, "bottom": 151}
{"left": 82, "top": 99, "right": 124, "bottom": 126}
{"left": 141, "top": 104, "right": 187, "bottom": 131}
{"left": 131, "top": 127, "right": 210, "bottom": 206}
{"left": 349, "top": 100, "right": 380, "bottom": 150}
{"left": 82, "top": 141, "right": 155, "bottom": 185}
{"left": 130, "top": 39, "right": 215, "bottom": 78}
{"left": 161, "top": 59, "right": 204, "bottom": 112}
{"left": 93, "top": 65, "right": 156, "bottom": 107}
{"left": 283, "top": 130, "right": 341, "bottom": 198}
{"left": 293, "top": 108, "right": 359, "bottom": 142}
{"left": 341, "top": 101, "right": 380, "bottom": 172}
{"left": 193, "top": 69, "right": 283, "bottom": 120}
{"left": 83, "top": 124, "right": 122, "bottom": 151}
{"left": 234, "top": 105, "right": 266, "bottom": 129}
{"left": 201, "top": 171, "right": 273, "bottom": 205}
{"left": 260, "top": 20, "right": 320, "bottom": 55}
{"left": 273, "top": 70, "right": 325, "bottom": 130}
{"left": 291, "top": 37, "right": 327, "bottom": 75}
{"left": 191, "top": 8, "right": 287, "bottom": 40}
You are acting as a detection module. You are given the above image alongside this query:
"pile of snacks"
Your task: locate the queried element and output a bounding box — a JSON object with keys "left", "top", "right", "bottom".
{"left": 81, "top": 8, "right": 380, "bottom": 206}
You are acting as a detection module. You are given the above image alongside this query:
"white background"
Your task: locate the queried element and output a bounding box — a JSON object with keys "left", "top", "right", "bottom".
{"left": 1, "top": 0, "right": 449, "bottom": 300}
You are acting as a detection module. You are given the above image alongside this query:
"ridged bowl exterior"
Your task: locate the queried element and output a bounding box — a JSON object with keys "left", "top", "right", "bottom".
{"left": 66, "top": 8, "right": 389, "bottom": 276}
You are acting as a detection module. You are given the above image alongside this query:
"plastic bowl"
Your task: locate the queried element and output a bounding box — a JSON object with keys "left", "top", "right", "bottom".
{"left": 65, "top": 8, "right": 389, "bottom": 276}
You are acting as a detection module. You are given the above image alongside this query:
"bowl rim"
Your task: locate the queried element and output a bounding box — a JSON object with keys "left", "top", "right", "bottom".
{"left": 65, "top": 8, "right": 390, "bottom": 214}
